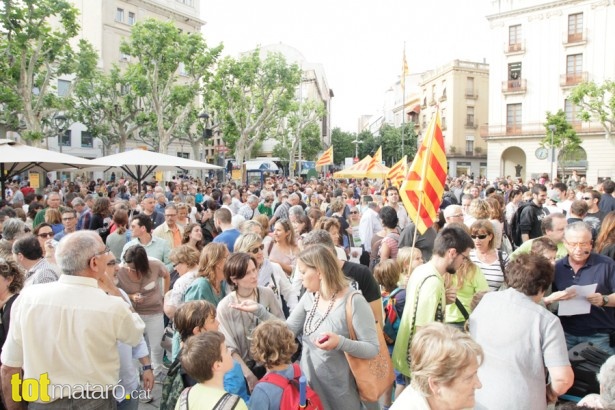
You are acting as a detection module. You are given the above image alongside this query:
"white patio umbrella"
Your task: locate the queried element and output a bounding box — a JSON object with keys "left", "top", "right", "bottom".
{"left": 89, "top": 148, "right": 223, "bottom": 193}
{"left": 0, "top": 139, "right": 98, "bottom": 200}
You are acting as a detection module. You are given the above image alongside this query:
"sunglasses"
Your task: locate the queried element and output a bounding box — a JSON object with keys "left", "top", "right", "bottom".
{"left": 38, "top": 232, "right": 54, "bottom": 238}
{"left": 349, "top": 211, "right": 359, "bottom": 214}
{"left": 471, "top": 234, "right": 489, "bottom": 240}
{"left": 582, "top": 197, "right": 592, "bottom": 200}
{"left": 250, "top": 244, "right": 265, "bottom": 254}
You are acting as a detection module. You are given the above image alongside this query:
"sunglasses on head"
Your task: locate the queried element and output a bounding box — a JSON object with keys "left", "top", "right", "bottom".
{"left": 250, "top": 244, "right": 265, "bottom": 254}
{"left": 471, "top": 234, "right": 488, "bottom": 240}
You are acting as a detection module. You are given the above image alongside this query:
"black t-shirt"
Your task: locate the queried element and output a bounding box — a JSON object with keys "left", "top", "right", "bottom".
{"left": 341, "top": 261, "right": 381, "bottom": 303}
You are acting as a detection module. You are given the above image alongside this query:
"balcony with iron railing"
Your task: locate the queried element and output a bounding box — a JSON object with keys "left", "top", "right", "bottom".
{"left": 560, "top": 72, "right": 588, "bottom": 88}
{"left": 501, "top": 79, "right": 527, "bottom": 94}
{"left": 504, "top": 40, "right": 526, "bottom": 55}
{"left": 480, "top": 121, "right": 605, "bottom": 139}
{"left": 563, "top": 29, "right": 587, "bottom": 46}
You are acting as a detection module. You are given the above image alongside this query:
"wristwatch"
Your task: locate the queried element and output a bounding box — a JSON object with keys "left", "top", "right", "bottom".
{"left": 603, "top": 295, "right": 609, "bottom": 306}
{"left": 142, "top": 365, "right": 153, "bottom": 372}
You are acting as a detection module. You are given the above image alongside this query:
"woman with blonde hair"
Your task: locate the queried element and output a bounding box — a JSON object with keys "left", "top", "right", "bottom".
{"left": 465, "top": 198, "right": 492, "bottom": 228}
{"left": 391, "top": 323, "right": 483, "bottom": 409}
{"left": 183, "top": 242, "right": 230, "bottom": 306}
{"left": 268, "top": 219, "right": 299, "bottom": 276}
{"left": 44, "top": 208, "right": 63, "bottom": 234}
{"left": 163, "top": 245, "right": 201, "bottom": 319}
{"left": 232, "top": 243, "right": 379, "bottom": 408}
{"left": 234, "top": 233, "right": 297, "bottom": 316}
{"left": 469, "top": 219, "right": 508, "bottom": 291}
{"left": 396, "top": 247, "right": 424, "bottom": 287}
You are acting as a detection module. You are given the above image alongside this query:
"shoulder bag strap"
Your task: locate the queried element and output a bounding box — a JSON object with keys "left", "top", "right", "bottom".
{"left": 406, "top": 274, "right": 439, "bottom": 368}
{"left": 497, "top": 250, "right": 506, "bottom": 281}
{"left": 213, "top": 393, "right": 241, "bottom": 410}
{"left": 454, "top": 298, "right": 470, "bottom": 320}
{"left": 345, "top": 291, "right": 361, "bottom": 340}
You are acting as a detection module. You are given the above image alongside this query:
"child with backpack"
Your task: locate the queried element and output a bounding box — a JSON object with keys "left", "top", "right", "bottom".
{"left": 177, "top": 331, "right": 248, "bottom": 410}
{"left": 161, "top": 301, "right": 249, "bottom": 410}
{"left": 373, "top": 259, "right": 406, "bottom": 409}
{"left": 248, "top": 320, "right": 323, "bottom": 410}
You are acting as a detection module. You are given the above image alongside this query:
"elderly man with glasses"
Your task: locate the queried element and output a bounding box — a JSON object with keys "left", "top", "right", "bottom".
{"left": 553, "top": 222, "right": 615, "bottom": 354}
{"left": 1, "top": 231, "right": 145, "bottom": 410}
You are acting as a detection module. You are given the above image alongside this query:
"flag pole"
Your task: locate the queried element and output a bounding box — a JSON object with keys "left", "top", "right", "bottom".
{"left": 401, "top": 42, "right": 407, "bottom": 158}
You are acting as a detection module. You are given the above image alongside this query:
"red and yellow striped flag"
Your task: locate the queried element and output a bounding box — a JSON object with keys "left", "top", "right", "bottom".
{"left": 387, "top": 155, "right": 408, "bottom": 188}
{"left": 316, "top": 146, "right": 333, "bottom": 167}
{"left": 366, "top": 146, "right": 382, "bottom": 174}
{"left": 400, "top": 111, "right": 447, "bottom": 234}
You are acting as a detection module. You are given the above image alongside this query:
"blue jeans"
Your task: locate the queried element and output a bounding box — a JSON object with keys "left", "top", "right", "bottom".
{"left": 565, "top": 332, "right": 615, "bottom": 355}
{"left": 116, "top": 396, "right": 138, "bottom": 410}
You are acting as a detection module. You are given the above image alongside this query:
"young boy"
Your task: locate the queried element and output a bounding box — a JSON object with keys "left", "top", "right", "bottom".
{"left": 172, "top": 301, "right": 249, "bottom": 404}
{"left": 248, "top": 320, "right": 299, "bottom": 410}
{"left": 177, "top": 331, "right": 248, "bottom": 409}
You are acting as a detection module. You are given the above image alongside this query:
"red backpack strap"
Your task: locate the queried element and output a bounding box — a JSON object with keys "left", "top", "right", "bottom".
{"left": 260, "top": 371, "right": 292, "bottom": 389}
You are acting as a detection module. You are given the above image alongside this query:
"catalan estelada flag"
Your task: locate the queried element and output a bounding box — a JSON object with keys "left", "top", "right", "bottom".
{"left": 366, "top": 146, "right": 382, "bottom": 174}
{"left": 316, "top": 146, "right": 333, "bottom": 167}
{"left": 399, "top": 111, "right": 447, "bottom": 234}
{"left": 387, "top": 155, "right": 408, "bottom": 188}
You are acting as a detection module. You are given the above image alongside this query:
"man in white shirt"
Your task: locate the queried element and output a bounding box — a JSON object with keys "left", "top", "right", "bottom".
{"left": 359, "top": 201, "right": 382, "bottom": 253}
{"left": 1, "top": 231, "right": 145, "bottom": 409}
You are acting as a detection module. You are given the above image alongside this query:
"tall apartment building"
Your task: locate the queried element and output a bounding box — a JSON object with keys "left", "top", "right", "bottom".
{"left": 419, "top": 60, "right": 489, "bottom": 178}
{"left": 483, "top": 0, "right": 615, "bottom": 183}
{"left": 50, "top": 0, "right": 214, "bottom": 161}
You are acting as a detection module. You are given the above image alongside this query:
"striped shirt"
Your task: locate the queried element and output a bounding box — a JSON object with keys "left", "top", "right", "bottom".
{"left": 469, "top": 249, "right": 509, "bottom": 291}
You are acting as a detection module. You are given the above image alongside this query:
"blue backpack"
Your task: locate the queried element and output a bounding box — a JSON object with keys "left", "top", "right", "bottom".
{"left": 382, "top": 288, "right": 403, "bottom": 345}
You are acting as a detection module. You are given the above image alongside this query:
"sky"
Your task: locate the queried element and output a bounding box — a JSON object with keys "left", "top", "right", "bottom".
{"left": 200, "top": 0, "right": 492, "bottom": 132}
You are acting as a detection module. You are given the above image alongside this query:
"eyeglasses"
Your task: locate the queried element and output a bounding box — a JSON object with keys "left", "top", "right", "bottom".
{"left": 107, "top": 260, "right": 117, "bottom": 267}
{"left": 450, "top": 214, "right": 464, "bottom": 218}
{"left": 93, "top": 246, "right": 110, "bottom": 257}
{"left": 349, "top": 211, "right": 359, "bottom": 214}
{"left": 459, "top": 253, "right": 471, "bottom": 262}
{"left": 165, "top": 213, "right": 177, "bottom": 217}
{"left": 250, "top": 244, "right": 265, "bottom": 254}
{"left": 37, "top": 232, "right": 54, "bottom": 238}
{"left": 565, "top": 241, "right": 592, "bottom": 248}
{"left": 62, "top": 216, "right": 75, "bottom": 221}
{"left": 471, "top": 234, "right": 488, "bottom": 240}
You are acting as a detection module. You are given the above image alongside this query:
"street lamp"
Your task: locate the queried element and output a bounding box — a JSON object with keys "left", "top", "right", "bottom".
{"left": 351, "top": 139, "right": 363, "bottom": 161}
{"left": 53, "top": 113, "right": 69, "bottom": 153}
{"left": 548, "top": 124, "right": 556, "bottom": 182}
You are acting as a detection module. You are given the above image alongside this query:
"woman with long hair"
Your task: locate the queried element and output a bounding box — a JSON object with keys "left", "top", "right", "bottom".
{"left": 0, "top": 258, "right": 24, "bottom": 353}
{"left": 182, "top": 222, "right": 204, "bottom": 252}
{"left": 486, "top": 196, "right": 504, "bottom": 250}
{"left": 232, "top": 244, "right": 379, "bottom": 408}
{"left": 216, "top": 253, "right": 285, "bottom": 391}
{"left": 469, "top": 219, "right": 508, "bottom": 291}
{"left": 234, "top": 233, "right": 297, "bottom": 316}
{"left": 44, "top": 208, "right": 63, "bottom": 234}
{"left": 89, "top": 196, "right": 112, "bottom": 231}
{"left": 268, "top": 219, "right": 299, "bottom": 276}
{"left": 596, "top": 211, "right": 615, "bottom": 259}
{"left": 183, "top": 242, "right": 229, "bottom": 306}
{"left": 116, "top": 244, "right": 170, "bottom": 381}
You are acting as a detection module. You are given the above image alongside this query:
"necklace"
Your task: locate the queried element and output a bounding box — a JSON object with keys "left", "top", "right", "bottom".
{"left": 236, "top": 288, "right": 256, "bottom": 300}
{"left": 304, "top": 291, "right": 338, "bottom": 336}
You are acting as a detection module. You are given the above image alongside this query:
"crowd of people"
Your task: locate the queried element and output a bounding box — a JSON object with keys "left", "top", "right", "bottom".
{"left": 0, "top": 171, "right": 615, "bottom": 409}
